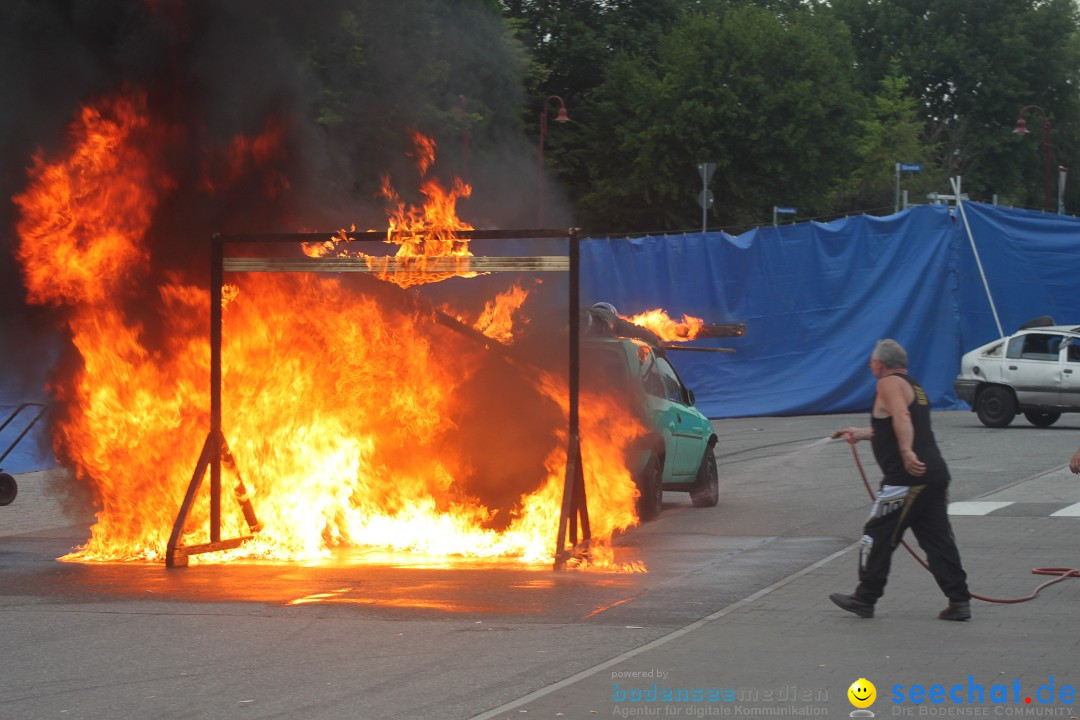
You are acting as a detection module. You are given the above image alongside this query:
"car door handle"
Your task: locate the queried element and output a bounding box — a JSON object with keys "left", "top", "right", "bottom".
{"left": 1066, "top": 369, "right": 1073, "bottom": 374}
{"left": 1008, "top": 365, "right": 1017, "bottom": 370}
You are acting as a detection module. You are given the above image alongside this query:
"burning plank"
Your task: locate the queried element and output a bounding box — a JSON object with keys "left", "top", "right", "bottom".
{"left": 223, "top": 256, "right": 570, "bottom": 273}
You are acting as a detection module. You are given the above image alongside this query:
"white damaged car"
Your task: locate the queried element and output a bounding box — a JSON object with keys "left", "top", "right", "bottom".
{"left": 954, "top": 317, "right": 1080, "bottom": 428}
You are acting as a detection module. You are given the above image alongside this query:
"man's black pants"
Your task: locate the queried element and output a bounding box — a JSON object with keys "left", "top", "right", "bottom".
{"left": 855, "top": 481, "right": 970, "bottom": 604}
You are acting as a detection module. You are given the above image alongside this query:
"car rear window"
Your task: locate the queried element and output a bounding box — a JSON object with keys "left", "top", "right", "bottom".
{"left": 581, "top": 346, "right": 630, "bottom": 396}
{"left": 1006, "top": 333, "right": 1066, "bottom": 361}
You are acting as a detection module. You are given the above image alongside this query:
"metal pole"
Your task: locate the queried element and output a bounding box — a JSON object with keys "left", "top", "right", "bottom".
{"left": 952, "top": 177, "right": 1005, "bottom": 338}
{"left": 1016, "top": 106, "right": 1051, "bottom": 212}
{"left": 568, "top": 229, "right": 579, "bottom": 439}
{"left": 536, "top": 109, "right": 548, "bottom": 227}
{"left": 701, "top": 175, "right": 707, "bottom": 234}
{"left": 1043, "top": 120, "right": 1051, "bottom": 213}
{"left": 165, "top": 433, "right": 215, "bottom": 567}
{"left": 456, "top": 94, "right": 470, "bottom": 180}
{"left": 554, "top": 228, "right": 582, "bottom": 568}
{"left": 895, "top": 163, "right": 901, "bottom": 214}
{"left": 536, "top": 97, "right": 569, "bottom": 228}
{"left": 210, "top": 234, "right": 223, "bottom": 542}
{"left": 1059, "top": 166, "right": 1068, "bottom": 214}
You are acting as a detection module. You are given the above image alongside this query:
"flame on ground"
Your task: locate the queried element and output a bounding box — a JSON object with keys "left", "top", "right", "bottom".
{"left": 13, "top": 91, "right": 647, "bottom": 571}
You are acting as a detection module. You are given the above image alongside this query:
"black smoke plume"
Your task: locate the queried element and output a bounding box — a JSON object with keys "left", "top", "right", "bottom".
{"left": 0, "top": 0, "right": 579, "bottom": 529}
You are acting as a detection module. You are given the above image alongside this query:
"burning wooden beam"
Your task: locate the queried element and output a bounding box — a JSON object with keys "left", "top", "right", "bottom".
{"left": 223, "top": 256, "right": 570, "bottom": 273}
{"left": 697, "top": 322, "right": 746, "bottom": 338}
{"left": 661, "top": 345, "right": 737, "bottom": 353}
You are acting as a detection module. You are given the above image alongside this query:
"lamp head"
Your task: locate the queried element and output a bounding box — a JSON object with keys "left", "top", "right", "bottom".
{"left": 1013, "top": 117, "right": 1030, "bottom": 135}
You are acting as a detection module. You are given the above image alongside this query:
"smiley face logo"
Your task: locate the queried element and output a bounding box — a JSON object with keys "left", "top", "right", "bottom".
{"left": 847, "top": 678, "right": 876, "bottom": 709}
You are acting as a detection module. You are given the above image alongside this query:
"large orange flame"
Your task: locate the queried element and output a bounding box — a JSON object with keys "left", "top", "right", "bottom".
{"left": 624, "top": 309, "right": 705, "bottom": 342}
{"left": 13, "top": 92, "right": 166, "bottom": 306}
{"left": 13, "top": 92, "right": 646, "bottom": 570}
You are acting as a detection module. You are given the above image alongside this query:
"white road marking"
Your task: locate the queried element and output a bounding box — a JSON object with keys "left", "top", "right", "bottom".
{"left": 948, "top": 501, "right": 1013, "bottom": 515}
{"left": 1050, "top": 502, "right": 1080, "bottom": 517}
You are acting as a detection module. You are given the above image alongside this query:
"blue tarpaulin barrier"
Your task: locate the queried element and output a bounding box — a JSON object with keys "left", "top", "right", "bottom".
{"left": 5, "top": 202, "right": 1080, "bottom": 472}
{"left": 582, "top": 203, "right": 1080, "bottom": 419}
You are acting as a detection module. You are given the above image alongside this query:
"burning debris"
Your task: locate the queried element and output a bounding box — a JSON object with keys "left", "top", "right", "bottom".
{"left": 302, "top": 131, "right": 481, "bottom": 289}
{"left": 625, "top": 309, "right": 706, "bottom": 342}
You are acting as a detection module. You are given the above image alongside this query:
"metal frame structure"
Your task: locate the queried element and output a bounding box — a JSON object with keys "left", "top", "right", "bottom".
{"left": 0, "top": 402, "right": 47, "bottom": 506}
{"left": 0, "top": 402, "right": 47, "bottom": 467}
{"left": 165, "top": 229, "right": 590, "bottom": 570}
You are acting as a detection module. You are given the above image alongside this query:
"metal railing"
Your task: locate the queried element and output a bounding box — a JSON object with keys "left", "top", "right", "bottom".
{"left": 0, "top": 402, "right": 48, "bottom": 506}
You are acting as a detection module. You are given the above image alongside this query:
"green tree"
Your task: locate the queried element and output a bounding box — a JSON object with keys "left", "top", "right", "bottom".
{"left": 835, "top": 59, "right": 940, "bottom": 213}
{"left": 500, "top": 0, "right": 685, "bottom": 226}
{"left": 500, "top": 0, "right": 683, "bottom": 98}
{"left": 828, "top": 0, "right": 1080, "bottom": 209}
{"left": 568, "top": 6, "right": 864, "bottom": 232}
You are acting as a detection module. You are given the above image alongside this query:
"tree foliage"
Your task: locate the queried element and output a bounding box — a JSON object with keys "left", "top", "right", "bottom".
{"left": 498, "top": 0, "right": 1080, "bottom": 228}
{"left": 828, "top": 0, "right": 1080, "bottom": 209}
{"left": 296, "top": 0, "right": 1080, "bottom": 229}
{"left": 563, "top": 6, "right": 863, "bottom": 232}
{"left": 835, "top": 59, "right": 940, "bottom": 213}
{"left": 303, "top": 0, "right": 531, "bottom": 224}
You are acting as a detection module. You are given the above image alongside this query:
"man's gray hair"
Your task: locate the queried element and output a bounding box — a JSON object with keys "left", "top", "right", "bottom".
{"left": 873, "top": 339, "right": 908, "bottom": 369}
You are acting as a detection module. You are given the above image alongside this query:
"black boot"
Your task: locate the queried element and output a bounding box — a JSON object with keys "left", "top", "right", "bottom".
{"left": 938, "top": 601, "right": 971, "bottom": 621}
{"left": 829, "top": 593, "right": 874, "bottom": 618}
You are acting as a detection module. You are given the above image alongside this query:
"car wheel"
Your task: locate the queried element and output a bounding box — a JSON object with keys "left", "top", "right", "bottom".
{"left": 975, "top": 386, "right": 1017, "bottom": 428}
{"left": 636, "top": 455, "right": 663, "bottom": 522}
{"left": 690, "top": 447, "right": 719, "bottom": 508}
{"left": 0, "top": 472, "right": 17, "bottom": 506}
{"left": 1023, "top": 410, "right": 1061, "bottom": 428}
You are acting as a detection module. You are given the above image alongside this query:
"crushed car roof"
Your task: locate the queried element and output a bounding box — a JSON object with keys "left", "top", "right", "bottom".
{"left": 1012, "top": 325, "right": 1080, "bottom": 334}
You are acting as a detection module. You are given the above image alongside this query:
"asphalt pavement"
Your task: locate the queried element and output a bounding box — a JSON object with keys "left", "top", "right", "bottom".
{"left": 2, "top": 411, "right": 1080, "bottom": 720}
{"left": 476, "top": 469, "right": 1080, "bottom": 720}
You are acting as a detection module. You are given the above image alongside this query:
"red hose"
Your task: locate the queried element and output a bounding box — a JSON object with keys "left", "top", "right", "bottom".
{"left": 844, "top": 438, "right": 1080, "bottom": 604}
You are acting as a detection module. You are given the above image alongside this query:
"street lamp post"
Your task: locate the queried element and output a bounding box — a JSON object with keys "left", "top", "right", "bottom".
{"left": 455, "top": 94, "right": 470, "bottom": 180}
{"left": 537, "top": 95, "right": 569, "bottom": 226}
{"left": 1013, "top": 105, "right": 1052, "bottom": 212}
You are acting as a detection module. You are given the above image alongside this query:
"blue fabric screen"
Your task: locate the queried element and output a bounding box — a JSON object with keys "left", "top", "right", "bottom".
{"left": 583, "top": 203, "right": 1080, "bottom": 419}
{"left": 6, "top": 202, "right": 1080, "bottom": 472}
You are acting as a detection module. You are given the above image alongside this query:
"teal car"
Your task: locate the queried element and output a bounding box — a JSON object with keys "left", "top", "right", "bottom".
{"left": 581, "top": 336, "right": 719, "bottom": 520}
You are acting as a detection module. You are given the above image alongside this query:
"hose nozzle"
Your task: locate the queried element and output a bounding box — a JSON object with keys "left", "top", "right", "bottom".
{"left": 830, "top": 430, "right": 844, "bottom": 439}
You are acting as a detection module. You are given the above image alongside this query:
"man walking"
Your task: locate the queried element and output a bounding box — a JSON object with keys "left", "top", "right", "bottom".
{"left": 830, "top": 339, "right": 972, "bottom": 621}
